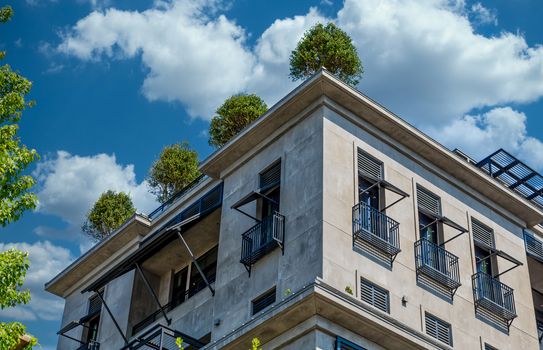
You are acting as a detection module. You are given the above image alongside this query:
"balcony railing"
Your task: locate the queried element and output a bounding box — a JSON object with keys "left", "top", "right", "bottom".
{"left": 525, "top": 232, "right": 543, "bottom": 263}
{"left": 240, "top": 212, "right": 285, "bottom": 270}
{"left": 352, "top": 202, "right": 401, "bottom": 258}
{"left": 415, "top": 239, "right": 461, "bottom": 292}
{"left": 123, "top": 324, "right": 204, "bottom": 350}
{"left": 77, "top": 341, "right": 100, "bottom": 350}
{"left": 132, "top": 274, "right": 216, "bottom": 336}
{"left": 472, "top": 272, "right": 516, "bottom": 322}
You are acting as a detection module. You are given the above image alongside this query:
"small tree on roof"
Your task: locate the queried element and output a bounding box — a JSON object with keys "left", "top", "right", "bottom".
{"left": 289, "top": 22, "right": 363, "bottom": 85}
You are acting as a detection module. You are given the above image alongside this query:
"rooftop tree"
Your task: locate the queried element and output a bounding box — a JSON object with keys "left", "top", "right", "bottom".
{"left": 148, "top": 142, "right": 201, "bottom": 203}
{"left": 209, "top": 93, "right": 268, "bottom": 148}
{"left": 289, "top": 22, "right": 363, "bottom": 85}
{"left": 82, "top": 190, "right": 136, "bottom": 241}
{"left": 0, "top": 5, "right": 38, "bottom": 349}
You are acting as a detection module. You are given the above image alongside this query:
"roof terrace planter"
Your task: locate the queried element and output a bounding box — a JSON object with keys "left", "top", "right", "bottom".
{"left": 472, "top": 272, "right": 517, "bottom": 327}
{"left": 352, "top": 201, "right": 401, "bottom": 266}
{"left": 524, "top": 232, "right": 543, "bottom": 263}
{"left": 415, "top": 239, "right": 461, "bottom": 297}
{"left": 240, "top": 212, "right": 285, "bottom": 276}
{"left": 123, "top": 324, "right": 204, "bottom": 350}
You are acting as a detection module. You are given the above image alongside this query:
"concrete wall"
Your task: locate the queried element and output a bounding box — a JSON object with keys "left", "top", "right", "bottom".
{"left": 321, "top": 104, "right": 540, "bottom": 349}
{"left": 211, "top": 107, "right": 325, "bottom": 341}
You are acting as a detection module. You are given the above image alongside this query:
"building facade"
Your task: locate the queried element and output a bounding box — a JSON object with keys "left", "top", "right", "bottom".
{"left": 46, "top": 70, "right": 543, "bottom": 350}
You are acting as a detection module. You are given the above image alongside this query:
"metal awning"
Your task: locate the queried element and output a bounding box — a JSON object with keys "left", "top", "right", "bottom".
{"left": 231, "top": 188, "right": 279, "bottom": 221}
{"left": 359, "top": 172, "right": 410, "bottom": 211}
{"left": 418, "top": 207, "right": 468, "bottom": 245}
{"left": 478, "top": 248, "right": 523, "bottom": 278}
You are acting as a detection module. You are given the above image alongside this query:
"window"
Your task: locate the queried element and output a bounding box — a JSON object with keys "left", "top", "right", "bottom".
{"left": 472, "top": 219, "right": 495, "bottom": 248}
{"left": 252, "top": 287, "right": 276, "bottom": 315}
{"left": 360, "top": 278, "right": 389, "bottom": 313}
{"left": 170, "top": 266, "right": 188, "bottom": 309}
{"left": 188, "top": 246, "right": 218, "bottom": 297}
{"left": 417, "top": 186, "right": 442, "bottom": 244}
{"left": 259, "top": 161, "right": 281, "bottom": 218}
{"left": 425, "top": 313, "right": 452, "bottom": 346}
{"left": 358, "top": 150, "right": 384, "bottom": 211}
{"left": 472, "top": 219, "right": 497, "bottom": 277}
{"left": 83, "top": 294, "right": 102, "bottom": 344}
{"left": 336, "top": 337, "right": 366, "bottom": 350}
{"left": 484, "top": 343, "right": 498, "bottom": 350}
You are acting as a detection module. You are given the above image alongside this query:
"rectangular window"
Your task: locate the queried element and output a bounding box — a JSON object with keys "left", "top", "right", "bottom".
{"left": 425, "top": 313, "right": 452, "bottom": 346}
{"left": 472, "top": 219, "right": 495, "bottom": 248}
{"left": 259, "top": 161, "right": 281, "bottom": 217}
{"left": 336, "top": 336, "right": 366, "bottom": 350}
{"left": 252, "top": 287, "right": 276, "bottom": 315}
{"left": 84, "top": 294, "right": 102, "bottom": 343}
{"left": 484, "top": 343, "right": 498, "bottom": 350}
{"left": 417, "top": 186, "right": 442, "bottom": 244}
{"left": 360, "top": 278, "right": 389, "bottom": 313}
{"left": 170, "top": 266, "right": 188, "bottom": 309}
{"left": 358, "top": 149, "right": 383, "bottom": 180}
{"left": 188, "top": 246, "right": 218, "bottom": 298}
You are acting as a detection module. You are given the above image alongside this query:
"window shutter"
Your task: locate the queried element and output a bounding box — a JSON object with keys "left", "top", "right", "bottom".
{"left": 417, "top": 186, "right": 441, "bottom": 216}
{"left": 472, "top": 219, "right": 495, "bottom": 248}
{"left": 358, "top": 149, "right": 383, "bottom": 180}
{"left": 484, "top": 343, "right": 498, "bottom": 350}
{"left": 360, "top": 278, "right": 389, "bottom": 313}
{"left": 425, "top": 313, "right": 452, "bottom": 346}
{"left": 260, "top": 162, "right": 281, "bottom": 191}
{"left": 336, "top": 337, "right": 366, "bottom": 350}
{"left": 88, "top": 294, "right": 102, "bottom": 315}
{"left": 252, "top": 287, "right": 276, "bottom": 315}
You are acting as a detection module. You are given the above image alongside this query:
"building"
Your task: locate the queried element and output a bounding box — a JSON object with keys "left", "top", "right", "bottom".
{"left": 45, "top": 70, "right": 543, "bottom": 350}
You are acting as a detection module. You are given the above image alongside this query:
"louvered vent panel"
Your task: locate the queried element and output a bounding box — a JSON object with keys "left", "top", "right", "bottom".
{"left": 358, "top": 149, "right": 383, "bottom": 180}
{"left": 88, "top": 294, "right": 102, "bottom": 315}
{"left": 417, "top": 187, "right": 441, "bottom": 216}
{"left": 472, "top": 219, "right": 495, "bottom": 248}
{"left": 252, "top": 287, "right": 276, "bottom": 315}
{"left": 484, "top": 343, "right": 498, "bottom": 350}
{"left": 425, "top": 313, "right": 452, "bottom": 346}
{"left": 336, "top": 337, "right": 367, "bottom": 350}
{"left": 360, "top": 278, "right": 389, "bottom": 313}
{"left": 260, "top": 162, "right": 281, "bottom": 191}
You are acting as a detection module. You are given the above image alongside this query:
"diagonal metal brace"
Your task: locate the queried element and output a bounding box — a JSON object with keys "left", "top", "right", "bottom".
{"left": 96, "top": 291, "right": 129, "bottom": 345}
{"left": 176, "top": 228, "right": 215, "bottom": 296}
{"left": 135, "top": 263, "right": 171, "bottom": 325}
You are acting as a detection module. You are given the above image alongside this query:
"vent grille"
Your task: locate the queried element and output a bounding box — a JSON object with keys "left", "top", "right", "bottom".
{"left": 88, "top": 294, "right": 102, "bottom": 315}
{"left": 252, "top": 287, "right": 276, "bottom": 315}
{"left": 358, "top": 149, "right": 383, "bottom": 180}
{"left": 484, "top": 343, "right": 498, "bottom": 350}
{"left": 260, "top": 162, "right": 281, "bottom": 192}
{"left": 425, "top": 313, "right": 452, "bottom": 346}
{"left": 472, "top": 219, "right": 495, "bottom": 248}
{"left": 417, "top": 186, "right": 441, "bottom": 216}
{"left": 336, "top": 336, "right": 366, "bottom": 350}
{"left": 360, "top": 278, "right": 389, "bottom": 313}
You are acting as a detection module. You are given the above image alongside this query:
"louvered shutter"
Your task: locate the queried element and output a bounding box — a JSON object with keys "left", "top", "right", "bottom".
{"left": 358, "top": 149, "right": 383, "bottom": 180}
{"left": 484, "top": 343, "right": 498, "bottom": 350}
{"left": 252, "top": 287, "right": 276, "bottom": 315}
{"left": 260, "top": 162, "right": 281, "bottom": 192}
{"left": 88, "top": 294, "right": 102, "bottom": 315}
{"left": 360, "top": 278, "right": 389, "bottom": 313}
{"left": 472, "top": 219, "right": 495, "bottom": 248}
{"left": 417, "top": 186, "right": 441, "bottom": 216}
{"left": 425, "top": 313, "right": 452, "bottom": 346}
{"left": 336, "top": 337, "right": 367, "bottom": 350}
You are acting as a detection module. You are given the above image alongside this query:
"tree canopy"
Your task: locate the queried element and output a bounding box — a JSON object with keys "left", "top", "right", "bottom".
{"left": 209, "top": 93, "right": 268, "bottom": 148}
{"left": 289, "top": 22, "right": 363, "bottom": 85}
{"left": 82, "top": 190, "right": 136, "bottom": 241}
{"left": 0, "top": 5, "right": 38, "bottom": 349}
{"left": 148, "top": 142, "right": 201, "bottom": 203}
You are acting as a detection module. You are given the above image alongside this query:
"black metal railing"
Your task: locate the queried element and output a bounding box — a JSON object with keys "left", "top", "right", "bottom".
{"left": 352, "top": 202, "right": 400, "bottom": 256}
{"left": 76, "top": 340, "right": 100, "bottom": 350}
{"left": 415, "top": 239, "right": 461, "bottom": 291}
{"left": 123, "top": 324, "right": 204, "bottom": 350}
{"left": 132, "top": 274, "right": 216, "bottom": 336}
{"left": 240, "top": 212, "right": 285, "bottom": 267}
{"left": 472, "top": 272, "right": 516, "bottom": 321}
{"left": 525, "top": 232, "right": 543, "bottom": 263}
{"left": 148, "top": 175, "right": 207, "bottom": 220}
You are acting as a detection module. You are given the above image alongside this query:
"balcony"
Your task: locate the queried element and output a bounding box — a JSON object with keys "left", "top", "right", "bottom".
{"left": 240, "top": 212, "right": 285, "bottom": 274}
{"left": 352, "top": 202, "right": 401, "bottom": 265}
{"left": 123, "top": 324, "right": 204, "bottom": 350}
{"left": 525, "top": 232, "right": 543, "bottom": 263}
{"left": 415, "top": 239, "right": 461, "bottom": 294}
{"left": 472, "top": 272, "right": 516, "bottom": 323}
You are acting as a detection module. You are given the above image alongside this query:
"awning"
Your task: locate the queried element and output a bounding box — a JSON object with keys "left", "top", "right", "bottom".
{"left": 478, "top": 249, "right": 523, "bottom": 278}
{"left": 231, "top": 188, "right": 279, "bottom": 221}
{"left": 359, "top": 172, "right": 410, "bottom": 211}
{"left": 418, "top": 207, "right": 468, "bottom": 245}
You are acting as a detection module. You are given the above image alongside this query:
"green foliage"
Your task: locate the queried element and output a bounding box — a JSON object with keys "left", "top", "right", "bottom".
{"left": 82, "top": 190, "right": 136, "bottom": 241}
{"left": 344, "top": 285, "right": 353, "bottom": 295}
{"left": 289, "top": 22, "right": 363, "bottom": 85}
{"left": 0, "top": 6, "right": 13, "bottom": 23}
{"left": 250, "top": 337, "right": 262, "bottom": 350}
{"left": 148, "top": 142, "right": 201, "bottom": 203}
{"left": 209, "top": 93, "right": 268, "bottom": 148}
{"left": 175, "top": 337, "right": 184, "bottom": 350}
{"left": 0, "top": 321, "right": 37, "bottom": 350}
{"left": 283, "top": 288, "right": 292, "bottom": 297}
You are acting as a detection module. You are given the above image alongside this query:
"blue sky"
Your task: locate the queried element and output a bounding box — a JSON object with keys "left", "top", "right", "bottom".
{"left": 1, "top": 0, "right": 543, "bottom": 348}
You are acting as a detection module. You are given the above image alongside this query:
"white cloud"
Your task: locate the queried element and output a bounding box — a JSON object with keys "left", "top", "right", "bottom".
{"left": 0, "top": 241, "right": 74, "bottom": 321}
{"left": 32, "top": 151, "right": 157, "bottom": 248}
{"left": 470, "top": 2, "right": 497, "bottom": 26}
{"left": 436, "top": 107, "right": 543, "bottom": 169}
